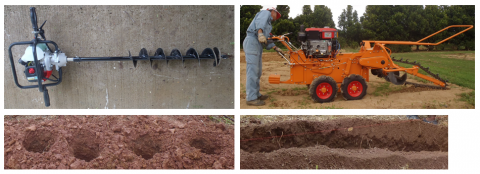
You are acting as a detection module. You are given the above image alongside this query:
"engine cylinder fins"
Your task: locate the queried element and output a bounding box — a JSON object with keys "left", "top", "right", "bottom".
{"left": 185, "top": 48, "right": 200, "bottom": 64}
{"left": 213, "top": 47, "right": 221, "bottom": 67}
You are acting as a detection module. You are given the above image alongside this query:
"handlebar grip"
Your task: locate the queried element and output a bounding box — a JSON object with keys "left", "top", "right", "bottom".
{"left": 43, "top": 88, "right": 50, "bottom": 107}
{"left": 30, "top": 7, "right": 38, "bottom": 31}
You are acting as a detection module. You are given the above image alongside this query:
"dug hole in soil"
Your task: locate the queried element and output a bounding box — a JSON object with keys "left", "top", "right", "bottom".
{"left": 240, "top": 118, "right": 448, "bottom": 169}
{"left": 4, "top": 116, "right": 234, "bottom": 169}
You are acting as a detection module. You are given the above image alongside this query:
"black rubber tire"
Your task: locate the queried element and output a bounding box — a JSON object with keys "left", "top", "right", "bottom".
{"left": 309, "top": 76, "right": 338, "bottom": 103}
{"left": 341, "top": 74, "right": 368, "bottom": 100}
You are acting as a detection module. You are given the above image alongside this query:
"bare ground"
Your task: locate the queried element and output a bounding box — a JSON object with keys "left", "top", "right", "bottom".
{"left": 240, "top": 117, "right": 448, "bottom": 169}
{"left": 240, "top": 52, "right": 474, "bottom": 109}
{"left": 4, "top": 115, "right": 234, "bottom": 169}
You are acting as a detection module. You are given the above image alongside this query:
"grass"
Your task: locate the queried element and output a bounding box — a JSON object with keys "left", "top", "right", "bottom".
{"left": 317, "top": 105, "right": 344, "bottom": 109}
{"left": 262, "top": 48, "right": 278, "bottom": 52}
{"left": 297, "top": 97, "right": 310, "bottom": 108}
{"left": 340, "top": 47, "right": 360, "bottom": 53}
{"left": 292, "top": 86, "right": 308, "bottom": 91}
{"left": 208, "top": 115, "right": 234, "bottom": 125}
{"left": 458, "top": 91, "right": 475, "bottom": 106}
{"left": 372, "top": 82, "right": 405, "bottom": 96}
{"left": 392, "top": 51, "right": 475, "bottom": 89}
{"left": 240, "top": 115, "right": 448, "bottom": 127}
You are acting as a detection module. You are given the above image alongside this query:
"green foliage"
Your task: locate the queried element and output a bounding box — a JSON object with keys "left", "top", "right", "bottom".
{"left": 240, "top": 5, "right": 474, "bottom": 51}
{"left": 272, "top": 19, "right": 295, "bottom": 36}
{"left": 387, "top": 45, "right": 412, "bottom": 52}
{"left": 276, "top": 5, "right": 290, "bottom": 20}
{"left": 240, "top": 5, "right": 263, "bottom": 45}
{"left": 302, "top": 5, "right": 312, "bottom": 16}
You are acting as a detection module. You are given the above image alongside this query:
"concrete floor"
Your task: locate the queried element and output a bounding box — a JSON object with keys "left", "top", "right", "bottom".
{"left": 4, "top": 5, "right": 234, "bottom": 109}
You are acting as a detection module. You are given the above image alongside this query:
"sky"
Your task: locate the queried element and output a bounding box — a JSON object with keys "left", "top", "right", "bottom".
{"left": 260, "top": 5, "right": 367, "bottom": 28}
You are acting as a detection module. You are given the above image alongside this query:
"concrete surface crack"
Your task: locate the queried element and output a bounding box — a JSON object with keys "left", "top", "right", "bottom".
{"left": 105, "top": 89, "right": 109, "bottom": 109}
{"left": 123, "top": 11, "right": 134, "bottom": 25}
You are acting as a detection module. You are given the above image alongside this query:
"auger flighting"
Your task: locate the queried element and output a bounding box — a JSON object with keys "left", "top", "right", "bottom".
{"left": 8, "top": 7, "right": 230, "bottom": 107}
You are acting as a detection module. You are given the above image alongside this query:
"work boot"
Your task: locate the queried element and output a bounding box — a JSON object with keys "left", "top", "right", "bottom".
{"left": 246, "top": 99, "right": 265, "bottom": 106}
{"left": 258, "top": 94, "right": 269, "bottom": 100}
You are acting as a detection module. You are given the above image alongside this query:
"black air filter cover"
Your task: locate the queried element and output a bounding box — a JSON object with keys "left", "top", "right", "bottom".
{"left": 306, "top": 31, "right": 321, "bottom": 40}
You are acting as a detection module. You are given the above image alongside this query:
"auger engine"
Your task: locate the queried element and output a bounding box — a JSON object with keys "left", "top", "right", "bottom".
{"left": 18, "top": 42, "right": 67, "bottom": 82}
{"left": 297, "top": 25, "right": 339, "bottom": 58}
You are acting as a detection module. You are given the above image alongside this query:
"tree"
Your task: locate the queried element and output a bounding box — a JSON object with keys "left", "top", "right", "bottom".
{"left": 424, "top": 5, "right": 448, "bottom": 50}
{"left": 352, "top": 10, "right": 359, "bottom": 23}
{"left": 240, "top": 5, "right": 263, "bottom": 45}
{"left": 272, "top": 19, "right": 296, "bottom": 40}
{"left": 337, "top": 5, "right": 362, "bottom": 47}
{"left": 302, "top": 5, "right": 312, "bottom": 15}
{"left": 311, "top": 5, "right": 335, "bottom": 28}
{"left": 404, "top": 5, "right": 427, "bottom": 50}
{"left": 276, "top": 5, "right": 290, "bottom": 20}
{"left": 443, "top": 5, "right": 475, "bottom": 50}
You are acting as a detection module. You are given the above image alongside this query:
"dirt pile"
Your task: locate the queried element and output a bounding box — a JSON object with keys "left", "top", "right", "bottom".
{"left": 4, "top": 116, "right": 234, "bottom": 169}
{"left": 240, "top": 118, "right": 448, "bottom": 169}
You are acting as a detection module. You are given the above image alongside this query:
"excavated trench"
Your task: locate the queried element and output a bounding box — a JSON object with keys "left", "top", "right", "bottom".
{"left": 23, "top": 129, "right": 55, "bottom": 153}
{"left": 240, "top": 118, "right": 449, "bottom": 169}
{"left": 68, "top": 129, "right": 101, "bottom": 162}
{"left": 241, "top": 119, "right": 448, "bottom": 153}
{"left": 130, "top": 134, "right": 161, "bottom": 160}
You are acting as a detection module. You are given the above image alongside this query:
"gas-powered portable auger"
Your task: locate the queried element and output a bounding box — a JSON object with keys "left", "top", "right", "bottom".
{"left": 8, "top": 7, "right": 230, "bottom": 107}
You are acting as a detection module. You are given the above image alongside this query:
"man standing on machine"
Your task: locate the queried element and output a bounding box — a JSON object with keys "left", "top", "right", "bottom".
{"left": 243, "top": 7, "right": 282, "bottom": 106}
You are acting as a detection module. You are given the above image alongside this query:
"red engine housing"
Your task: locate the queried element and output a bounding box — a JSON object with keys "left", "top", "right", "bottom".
{"left": 305, "top": 28, "right": 337, "bottom": 39}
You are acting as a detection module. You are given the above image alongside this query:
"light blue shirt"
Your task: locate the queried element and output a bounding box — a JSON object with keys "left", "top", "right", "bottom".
{"left": 245, "top": 10, "right": 275, "bottom": 49}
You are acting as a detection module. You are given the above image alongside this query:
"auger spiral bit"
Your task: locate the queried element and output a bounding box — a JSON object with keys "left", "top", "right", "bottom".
{"left": 71, "top": 47, "right": 224, "bottom": 68}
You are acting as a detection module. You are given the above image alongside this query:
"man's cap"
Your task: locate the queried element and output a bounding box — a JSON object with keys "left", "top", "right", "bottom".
{"left": 267, "top": 7, "right": 281, "bottom": 20}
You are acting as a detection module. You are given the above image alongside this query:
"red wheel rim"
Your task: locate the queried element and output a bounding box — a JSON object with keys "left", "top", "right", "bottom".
{"left": 316, "top": 82, "right": 333, "bottom": 99}
{"left": 347, "top": 81, "right": 363, "bottom": 97}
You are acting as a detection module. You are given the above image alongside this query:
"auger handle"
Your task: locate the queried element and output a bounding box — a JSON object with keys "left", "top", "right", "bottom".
{"left": 30, "top": 7, "right": 38, "bottom": 32}
{"left": 43, "top": 87, "right": 50, "bottom": 107}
